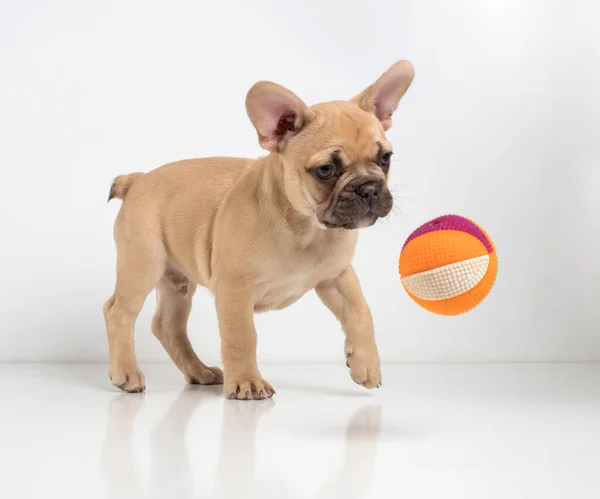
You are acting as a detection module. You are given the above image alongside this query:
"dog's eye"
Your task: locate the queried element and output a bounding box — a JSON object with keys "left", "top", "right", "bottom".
{"left": 380, "top": 151, "right": 393, "bottom": 172}
{"left": 315, "top": 164, "right": 335, "bottom": 180}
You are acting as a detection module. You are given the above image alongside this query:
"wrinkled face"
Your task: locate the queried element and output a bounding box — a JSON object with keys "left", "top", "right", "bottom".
{"left": 246, "top": 60, "right": 414, "bottom": 229}
{"left": 281, "top": 101, "right": 394, "bottom": 230}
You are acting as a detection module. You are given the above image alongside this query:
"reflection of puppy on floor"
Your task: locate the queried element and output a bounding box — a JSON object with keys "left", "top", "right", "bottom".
{"left": 100, "top": 393, "right": 382, "bottom": 498}
{"left": 317, "top": 405, "right": 382, "bottom": 499}
{"left": 213, "top": 399, "right": 275, "bottom": 499}
{"left": 149, "top": 386, "right": 222, "bottom": 499}
{"left": 100, "top": 387, "right": 220, "bottom": 499}
{"left": 214, "top": 404, "right": 383, "bottom": 499}
{"left": 99, "top": 395, "right": 145, "bottom": 499}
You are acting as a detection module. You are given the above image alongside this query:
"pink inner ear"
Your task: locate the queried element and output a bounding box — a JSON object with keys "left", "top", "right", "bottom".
{"left": 262, "top": 93, "right": 299, "bottom": 136}
{"left": 373, "top": 78, "right": 398, "bottom": 120}
{"left": 248, "top": 83, "right": 312, "bottom": 150}
{"left": 275, "top": 112, "right": 297, "bottom": 137}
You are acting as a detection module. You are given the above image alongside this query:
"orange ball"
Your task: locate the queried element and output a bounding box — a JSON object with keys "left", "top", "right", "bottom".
{"left": 399, "top": 215, "right": 498, "bottom": 316}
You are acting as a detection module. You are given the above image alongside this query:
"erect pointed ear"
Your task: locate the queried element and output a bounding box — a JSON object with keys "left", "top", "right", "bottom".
{"left": 351, "top": 60, "right": 415, "bottom": 130}
{"left": 246, "top": 82, "right": 315, "bottom": 152}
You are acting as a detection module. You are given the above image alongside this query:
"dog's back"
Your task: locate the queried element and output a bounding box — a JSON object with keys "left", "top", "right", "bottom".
{"left": 109, "top": 157, "right": 254, "bottom": 284}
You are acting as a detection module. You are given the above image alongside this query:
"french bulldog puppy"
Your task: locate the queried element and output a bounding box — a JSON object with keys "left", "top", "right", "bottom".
{"left": 104, "top": 60, "right": 414, "bottom": 399}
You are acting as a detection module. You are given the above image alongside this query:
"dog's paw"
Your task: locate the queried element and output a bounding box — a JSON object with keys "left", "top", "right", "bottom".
{"left": 346, "top": 348, "right": 381, "bottom": 389}
{"left": 109, "top": 365, "right": 146, "bottom": 393}
{"left": 186, "top": 365, "right": 224, "bottom": 385}
{"left": 223, "top": 372, "right": 276, "bottom": 400}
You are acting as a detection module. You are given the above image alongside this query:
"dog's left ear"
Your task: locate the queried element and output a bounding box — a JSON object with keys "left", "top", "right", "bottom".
{"left": 351, "top": 60, "right": 415, "bottom": 130}
{"left": 246, "top": 82, "right": 315, "bottom": 152}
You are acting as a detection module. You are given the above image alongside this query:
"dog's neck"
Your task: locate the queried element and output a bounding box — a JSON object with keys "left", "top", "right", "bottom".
{"left": 256, "top": 154, "right": 327, "bottom": 248}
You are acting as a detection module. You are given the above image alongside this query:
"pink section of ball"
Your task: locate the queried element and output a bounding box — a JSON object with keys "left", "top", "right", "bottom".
{"left": 403, "top": 215, "right": 494, "bottom": 253}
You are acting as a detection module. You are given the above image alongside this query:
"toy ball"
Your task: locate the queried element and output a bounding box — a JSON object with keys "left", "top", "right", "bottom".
{"left": 399, "top": 215, "right": 497, "bottom": 316}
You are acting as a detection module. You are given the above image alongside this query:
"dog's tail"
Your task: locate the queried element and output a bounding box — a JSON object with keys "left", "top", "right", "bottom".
{"left": 108, "top": 173, "right": 144, "bottom": 201}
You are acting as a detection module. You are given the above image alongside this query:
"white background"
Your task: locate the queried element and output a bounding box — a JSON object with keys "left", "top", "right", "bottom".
{"left": 1, "top": 0, "right": 598, "bottom": 363}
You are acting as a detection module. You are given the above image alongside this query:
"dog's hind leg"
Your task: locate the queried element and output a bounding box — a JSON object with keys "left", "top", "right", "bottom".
{"left": 103, "top": 240, "right": 164, "bottom": 393}
{"left": 151, "top": 267, "right": 223, "bottom": 385}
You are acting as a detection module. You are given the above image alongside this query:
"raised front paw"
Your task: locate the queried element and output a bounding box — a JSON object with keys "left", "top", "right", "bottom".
{"left": 223, "top": 370, "right": 276, "bottom": 400}
{"left": 346, "top": 348, "right": 381, "bottom": 389}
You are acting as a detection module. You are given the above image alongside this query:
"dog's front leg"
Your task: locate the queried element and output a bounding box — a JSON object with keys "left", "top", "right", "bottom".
{"left": 316, "top": 267, "right": 382, "bottom": 389}
{"left": 215, "top": 281, "right": 275, "bottom": 400}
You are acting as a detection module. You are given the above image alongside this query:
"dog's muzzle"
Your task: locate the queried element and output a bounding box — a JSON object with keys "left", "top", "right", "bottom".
{"left": 321, "top": 178, "right": 393, "bottom": 230}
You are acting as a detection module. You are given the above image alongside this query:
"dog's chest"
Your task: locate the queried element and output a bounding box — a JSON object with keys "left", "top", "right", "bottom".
{"left": 254, "top": 242, "right": 353, "bottom": 312}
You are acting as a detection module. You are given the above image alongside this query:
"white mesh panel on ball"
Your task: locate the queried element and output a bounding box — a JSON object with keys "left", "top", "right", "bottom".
{"left": 402, "top": 255, "right": 490, "bottom": 301}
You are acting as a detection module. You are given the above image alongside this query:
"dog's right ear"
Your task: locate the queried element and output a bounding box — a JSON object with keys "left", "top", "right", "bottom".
{"left": 246, "top": 82, "right": 315, "bottom": 152}
{"left": 351, "top": 60, "right": 414, "bottom": 130}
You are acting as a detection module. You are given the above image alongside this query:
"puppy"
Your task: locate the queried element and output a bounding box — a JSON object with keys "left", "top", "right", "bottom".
{"left": 104, "top": 60, "right": 415, "bottom": 399}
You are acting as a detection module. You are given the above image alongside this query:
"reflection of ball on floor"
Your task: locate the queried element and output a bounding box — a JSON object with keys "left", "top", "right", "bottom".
{"left": 399, "top": 215, "right": 498, "bottom": 316}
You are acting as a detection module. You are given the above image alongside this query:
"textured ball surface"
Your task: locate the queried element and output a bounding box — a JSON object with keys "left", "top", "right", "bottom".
{"left": 399, "top": 215, "right": 497, "bottom": 316}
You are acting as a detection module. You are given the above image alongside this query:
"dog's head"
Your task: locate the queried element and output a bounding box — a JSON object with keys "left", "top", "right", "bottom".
{"left": 246, "top": 61, "right": 414, "bottom": 230}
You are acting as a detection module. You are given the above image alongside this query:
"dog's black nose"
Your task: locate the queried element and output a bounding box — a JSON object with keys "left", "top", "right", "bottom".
{"left": 356, "top": 181, "right": 381, "bottom": 204}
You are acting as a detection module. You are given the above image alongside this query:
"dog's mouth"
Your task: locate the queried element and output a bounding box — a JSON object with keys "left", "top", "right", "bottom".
{"left": 317, "top": 175, "right": 394, "bottom": 230}
{"left": 322, "top": 214, "right": 378, "bottom": 230}
{"left": 320, "top": 196, "right": 392, "bottom": 230}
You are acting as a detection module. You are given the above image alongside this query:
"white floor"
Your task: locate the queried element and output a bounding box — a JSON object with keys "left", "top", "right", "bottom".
{"left": 0, "top": 363, "right": 599, "bottom": 499}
